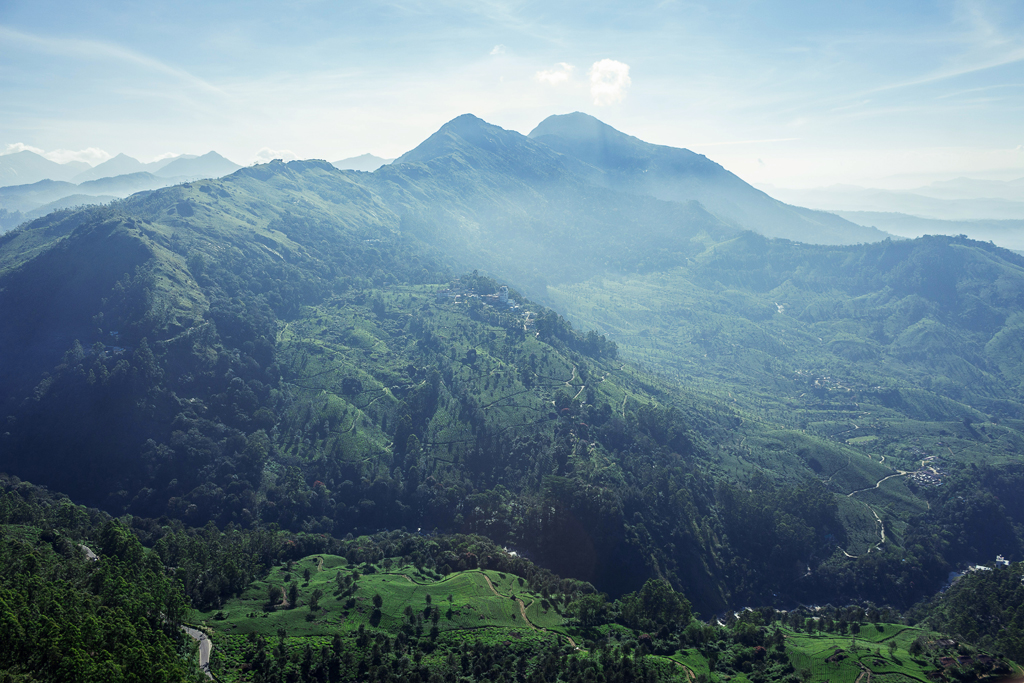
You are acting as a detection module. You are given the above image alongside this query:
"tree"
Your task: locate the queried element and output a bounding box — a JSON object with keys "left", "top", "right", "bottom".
{"left": 310, "top": 588, "right": 324, "bottom": 612}
{"left": 567, "top": 593, "right": 609, "bottom": 627}
{"left": 373, "top": 593, "right": 383, "bottom": 609}
{"left": 288, "top": 582, "right": 299, "bottom": 608}
{"left": 618, "top": 579, "right": 692, "bottom": 633}
{"left": 268, "top": 584, "right": 283, "bottom": 606}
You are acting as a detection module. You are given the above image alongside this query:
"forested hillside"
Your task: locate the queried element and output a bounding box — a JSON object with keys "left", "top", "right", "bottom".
{"left": 1, "top": 114, "right": 1023, "bottom": 629}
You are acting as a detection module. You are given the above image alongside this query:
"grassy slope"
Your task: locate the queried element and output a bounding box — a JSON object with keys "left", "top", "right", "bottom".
{"left": 781, "top": 623, "right": 1014, "bottom": 683}
{"left": 195, "top": 555, "right": 571, "bottom": 681}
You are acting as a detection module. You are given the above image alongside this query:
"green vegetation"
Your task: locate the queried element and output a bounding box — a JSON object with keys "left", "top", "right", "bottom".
{"left": 0, "top": 478, "right": 203, "bottom": 682}
{"left": 190, "top": 550, "right": 1020, "bottom": 683}
{"left": 912, "top": 561, "right": 1024, "bottom": 661}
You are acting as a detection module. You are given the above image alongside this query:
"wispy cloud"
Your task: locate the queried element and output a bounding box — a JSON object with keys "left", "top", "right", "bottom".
{"left": 151, "top": 152, "right": 183, "bottom": 162}
{"left": 490, "top": 44, "right": 507, "bottom": 55}
{"left": 589, "top": 59, "right": 631, "bottom": 105}
{"left": 45, "top": 147, "right": 111, "bottom": 165}
{"left": 0, "top": 25, "right": 223, "bottom": 95}
{"left": 1, "top": 143, "right": 45, "bottom": 156}
{"left": 1, "top": 142, "right": 110, "bottom": 165}
{"left": 535, "top": 62, "right": 575, "bottom": 85}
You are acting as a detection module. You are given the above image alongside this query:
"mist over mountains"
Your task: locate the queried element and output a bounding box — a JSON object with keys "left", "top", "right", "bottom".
{"left": 529, "top": 113, "right": 889, "bottom": 245}
{"left": 0, "top": 149, "right": 241, "bottom": 188}
{"left": 0, "top": 151, "right": 244, "bottom": 232}
{"left": 762, "top": 177, "right": 1024, "bottom": 253}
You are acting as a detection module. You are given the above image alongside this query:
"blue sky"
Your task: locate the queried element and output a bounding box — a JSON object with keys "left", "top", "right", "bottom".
{"left": 1, "top": 0, "right": 1022, "bottom": 187}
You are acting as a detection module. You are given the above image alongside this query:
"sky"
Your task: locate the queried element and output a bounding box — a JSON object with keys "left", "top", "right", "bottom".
{"left": 1, "top": 0, "right": 1022, "bottom": 189}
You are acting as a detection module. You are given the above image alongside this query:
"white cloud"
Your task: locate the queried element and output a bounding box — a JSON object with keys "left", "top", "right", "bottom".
{"left": 44, "top": 147, "right": 111, "bottom": 165}
{"left": 490, "top": 44, "right": 506, "bottom": 55}
{"left": 535, "top": 62, "right": 575, "bottom": 85}
{"left": 2, "top": 142, "right": 45, "bottom": 156}
{"left": 1, "top": 143, "right": 109, "bottom": 165}
{"left": 151, "top": 152, "right": 182, "bottom": 162}
{"left": 589, "top": 59, "right": 631, "bottom": 105}
{"left": 254, "top": 147, "right": 298, "bottom": 163}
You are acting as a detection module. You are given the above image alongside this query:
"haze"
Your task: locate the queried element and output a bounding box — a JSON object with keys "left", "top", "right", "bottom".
{"left": 1, "top": 0, "right": 1023, "bottom": 189}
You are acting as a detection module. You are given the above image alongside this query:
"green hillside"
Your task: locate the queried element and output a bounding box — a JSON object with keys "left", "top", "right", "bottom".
{"left": 192, "top": 549, "right": 1018, "bottom": 683}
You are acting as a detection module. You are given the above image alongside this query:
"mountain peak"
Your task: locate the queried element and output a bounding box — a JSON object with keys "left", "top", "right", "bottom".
{"left": 528, "top": 112, "right": 636, "bottom": 144}
{"left": 396, "top": 114, "right": 524, "bottom": 165}
{"left": 332, "top": 153, "right": 393, "bottom": 172}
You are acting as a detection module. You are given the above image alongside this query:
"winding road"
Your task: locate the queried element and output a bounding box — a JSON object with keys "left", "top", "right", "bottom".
{"left": 840, "top": 455, "right": 938, "bottom": 557}
{"left": 182, "top": 626, "right": 213, "bottom": 679}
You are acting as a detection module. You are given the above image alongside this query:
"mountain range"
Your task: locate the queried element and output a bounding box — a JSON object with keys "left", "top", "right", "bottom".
{"left": 2, "top": 111, "right": 1023, "bottom": 626}
{"left": 0, "top": 150, "right": 92, "bottom": 185}
{"left": 0, "top": 152, "right": 245, "bottom": 233}
{"left": 71, "top": 150, "right": 241, "bottom": 183}
{"left": 833, "top": 211, "right": 1024, "bottom": 252}
{"left": 763, "top": 182, "right": 1024, "bottom": 221}
{"left": 0, "top": 149, "right": 241, "bottom": 188}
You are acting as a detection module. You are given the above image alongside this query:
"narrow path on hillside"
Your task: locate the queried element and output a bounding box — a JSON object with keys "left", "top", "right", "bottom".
{"left": 666, "top": 659, "right": 696, "bottom": 681}
{"left": 846, "top": 472, "right": 905, "bottom": 497}
{"left": 869, "top": 505, "right": 886, "bottom": 545}
{"left": 316, "top": 556, "right": 324, "bottom": 572}
{"left": 839, "top": 502, "right": 886, "bottom": 558}
{"left": 479, "top": 573, "right": 580, "bottom": 649}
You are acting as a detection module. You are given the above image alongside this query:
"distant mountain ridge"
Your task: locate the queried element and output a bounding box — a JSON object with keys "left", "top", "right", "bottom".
{"left": 0, "top": 172, "right": 198, "bottom": 233}
{"left": 332, "top": 153, "right": 393, "bottom": 172}
{"left": 835, "top": 210, "right": 1024, "bottom": 252}
{"left": 0, "top": 172, "right": 187, "bottom": 212}
{"left": 0, "top": 149, "right": 242, "bottom": 190}
{"left": 0, "top": 153, "right": 243, "bottom": 233}
{"left": 528, "top": 112, "right": 889, "bottom": 245}
{"left": 72, "top": 151, "right": 240, "bottom": 183}
{"left": 0, "top": 151, "right": 91, "bottom": 186}
{"left": 762, "top": 183, "right": 1024, "bottom": 221}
